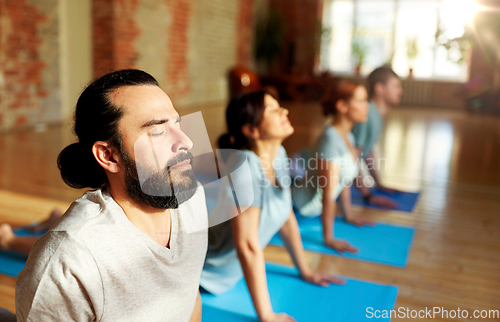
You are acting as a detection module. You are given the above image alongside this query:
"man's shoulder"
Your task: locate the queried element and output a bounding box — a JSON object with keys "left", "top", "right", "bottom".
{"left": 19, "top": 189, "right": 120, "bottom": 281}
{"left": 352, "top": 120, "right": 367, "bottom": 133}
{"left": 16, "top": 230, "right": 102, "bottom": 321}
{"left": 18, "top": 230, "right": 98, "bottom": 287}
{"left": 29, "top": 230, "right": 92, "bottom": 264}
{"left": 51, "top": 188, "right": 116, "bottom": 235}
{"left": 369, "top": 101, "right": 382, "bottom": 118}
{"left": 352, "top": 103, "right": 379, "bottom": 140}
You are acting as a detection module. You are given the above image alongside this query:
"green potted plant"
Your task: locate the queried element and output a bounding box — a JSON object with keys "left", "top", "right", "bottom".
{"left": 406, "top": 36, "right": 419, "bottom": 78}
{"left": 436, "top": 11, "right": 500, "bottom": 87}
{"left": 435, "top": 16, "right": 473, "bottom": 66}
{"left": 352, "top": 37, "right": 368, "bottom": 76}
{"left": 313, "top": 19, "right": 331, "bottom": 74}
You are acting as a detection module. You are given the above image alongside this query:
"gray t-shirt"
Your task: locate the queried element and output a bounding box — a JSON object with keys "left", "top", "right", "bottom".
{"left": 16, "top": 185, "right": 208, "bottom": 322}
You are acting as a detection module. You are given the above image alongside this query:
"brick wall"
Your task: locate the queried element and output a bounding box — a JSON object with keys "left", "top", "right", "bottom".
{"left": 93, "top": 0, "right": 141, "bottom": 76}
{"left": 93, "top": 0, "right": 265, "bottom": 107}
{"left": 163, "top": 0, "right": 191, "bottom": 99}
{"left": 180, "top": 0, "right": 239, "bottom": 105}
{"left": 0, "top": 0, "right": 60, "bottom": 132}
{"left": 236, "top": 0, "right": 254, "bottom": 67}
{"left": 0, "top": 0, "right": 266, "bottom": 132}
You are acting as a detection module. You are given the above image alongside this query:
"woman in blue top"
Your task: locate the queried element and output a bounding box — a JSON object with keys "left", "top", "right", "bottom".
{"left": 200, "top": 91, "right": 344, "bottom": 322}
{"left": 292, "top": 81, "right": 373, "bottom": 253}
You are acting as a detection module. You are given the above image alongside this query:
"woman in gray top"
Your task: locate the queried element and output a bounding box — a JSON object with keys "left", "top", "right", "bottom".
{"left": 200, "top": 91, "right": 344, "bottom": 322}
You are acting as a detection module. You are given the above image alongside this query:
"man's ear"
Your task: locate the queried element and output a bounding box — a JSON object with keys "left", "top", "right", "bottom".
{"left": 241, "top": 124, "right": 260, "bottom": 140}
{"left": 374, "top": 82, "right": 385, "bottom": 97}
{"left": 92, "top": 141, "right": 121, "bottom": 173}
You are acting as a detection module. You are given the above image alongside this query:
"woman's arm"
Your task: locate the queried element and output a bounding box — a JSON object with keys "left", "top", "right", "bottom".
{"left": 353, "top": 150, "right": 398, "bottom": 208}
{"left": 317, "top": 159, "right": 358, "bottom": 253}
{"left": 231, "top": 206, "right": 295, "bottom": 322}
{"left": 278, "top": 211, "right": 310, "bottom": 276}
{"left": 353, "top": 148, "right": 373, "bottom": 199}
{"left": 364, "top": 151, "right": 382, "bottom": 187}
{"left": 365, "top": 151, "right": 401, "bottom": 194}
{"left": 337, "top": 186, "right": 352, "bottom": 219}
{"left": 279, "top": 211, "right": 345, "bottom": 285}
{"left": 338, "top": 187, "right": 374, "bottom": 226}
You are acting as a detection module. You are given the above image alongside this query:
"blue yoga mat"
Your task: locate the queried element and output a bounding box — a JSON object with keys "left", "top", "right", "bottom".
{"left": 202, "top": 262, "right": 398, "bottom": 322}
{"left": 270, "top": 215, "right": 415, "bottom": 268}
{"left": 0, "top": 227, "right": 45, "bottom": 277}
{"left": 350, "top": 187, "right": 420, "bottom": 213}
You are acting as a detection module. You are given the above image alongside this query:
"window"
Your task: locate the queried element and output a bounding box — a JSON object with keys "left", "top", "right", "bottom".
{"left": 321, "top": 0, "right": 474, "bottom": 81}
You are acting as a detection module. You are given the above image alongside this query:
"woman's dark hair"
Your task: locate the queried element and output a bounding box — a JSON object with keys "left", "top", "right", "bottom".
{"left": 58, "top": 69, "right": 159, "bottom": 189}
{"left": 218, "top": 90, "right": 270, "bottom": 150}
{"left": 321, "top": 80, "right": 364, "bottom": 116}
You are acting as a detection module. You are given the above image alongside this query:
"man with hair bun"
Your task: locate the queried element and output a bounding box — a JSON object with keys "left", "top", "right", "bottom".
{"left": 352, "top": 66, "right": 404, "bottom": 204}
{"left": 16, "top": 69, "right": 207, "bottom": 322}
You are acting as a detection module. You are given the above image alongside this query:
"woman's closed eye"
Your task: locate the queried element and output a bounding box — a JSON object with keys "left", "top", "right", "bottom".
{"left": 268, "top": 106, "right": 281, "bottom": 114}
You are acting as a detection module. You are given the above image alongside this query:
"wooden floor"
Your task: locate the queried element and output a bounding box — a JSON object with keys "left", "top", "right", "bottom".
{"left": 0, "top": 103, "right": 499, "bottom": 321}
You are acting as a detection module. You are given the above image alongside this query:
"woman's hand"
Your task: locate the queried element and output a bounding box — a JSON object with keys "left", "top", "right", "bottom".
{"left": 368, "top": 195, "right": 398, "bottom": 208}
{"left": 324, "top": 238, "right": 358, "bottom": 253}
{"left": 345, "top": 216, "right": 375, "bottom": 227}
{"left": 302, "top": 271, "right": 346, "bottom": 286}
{"left": 260, "top": 312, "right": 296, "bottom": 322}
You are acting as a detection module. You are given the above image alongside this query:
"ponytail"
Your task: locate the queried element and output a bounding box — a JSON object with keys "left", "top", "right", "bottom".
{"left": 218, "top": 133, "right": 233, "bottom": 150}
{"left": 57, "top": 142, "right": 108, "bottom": 189}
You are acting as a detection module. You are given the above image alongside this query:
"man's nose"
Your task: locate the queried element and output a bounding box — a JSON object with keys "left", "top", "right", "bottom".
{"left": 171, "top": 128, "right": 193, "bottom": 153}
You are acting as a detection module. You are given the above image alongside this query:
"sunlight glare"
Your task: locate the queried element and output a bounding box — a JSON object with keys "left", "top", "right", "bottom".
{"left": 440, "top": 0, "right": 480, "bottom": 28}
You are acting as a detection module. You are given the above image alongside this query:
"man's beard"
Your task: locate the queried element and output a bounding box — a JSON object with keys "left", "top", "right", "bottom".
{"left": 121, "top": 149, "right": 198, "bottom": 209}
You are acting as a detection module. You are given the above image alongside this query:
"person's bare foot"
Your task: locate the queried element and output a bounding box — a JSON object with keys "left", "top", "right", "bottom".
{"left": 26, "top": 208, "right": 63, "bottom": 233}
{"left": 0, "top": 223, "right": 15, "bottom": 251}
